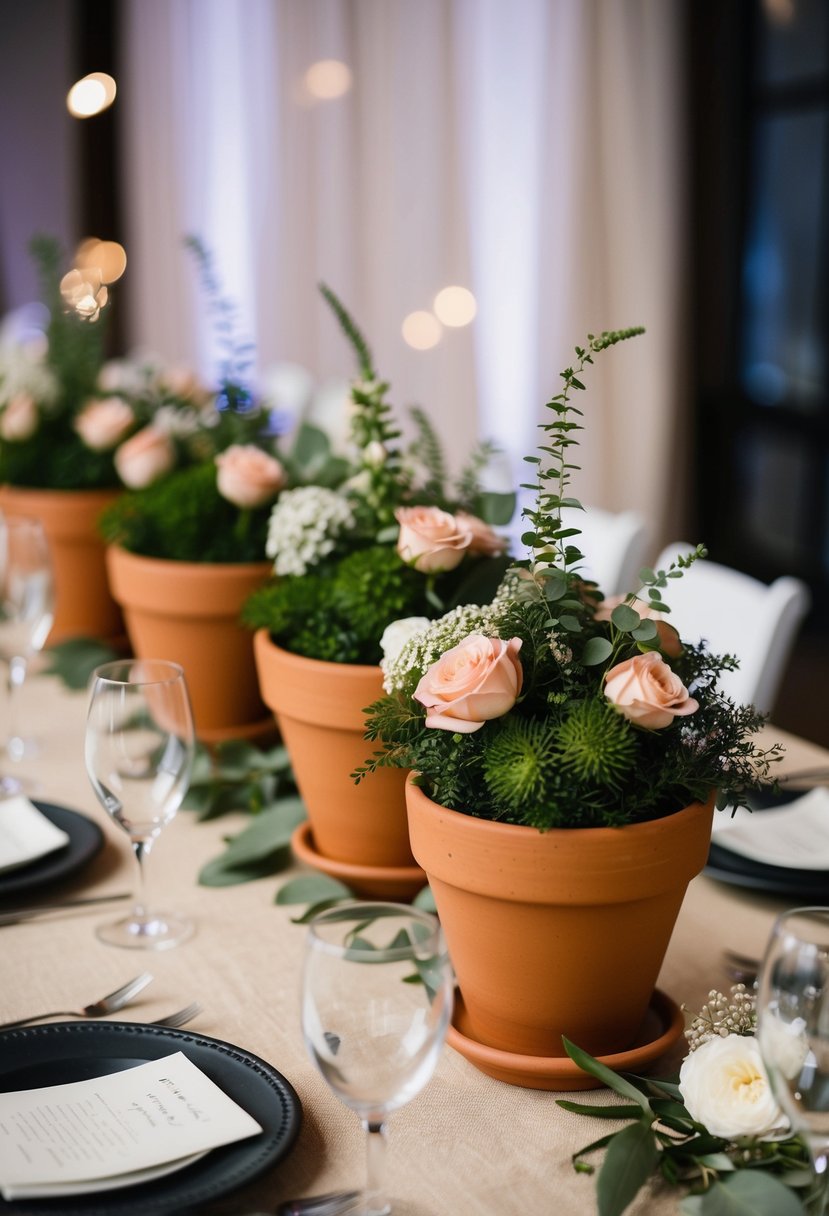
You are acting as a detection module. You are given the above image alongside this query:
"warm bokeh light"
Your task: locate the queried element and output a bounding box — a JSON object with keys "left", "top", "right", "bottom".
{"left": 304, "top": 59, "right": 353, "bottom": 100}
{"left": 402, "top": 311, "right": 442, "bottom": 350}
{"left": 433, "top": 285, "right": 477, "bottom": 327}
{"left": 67, "top": 72, "right": 117, "bottom": 118}
{"left": 75, "top": 238, "right": 127, "bottom": 284}
{"left": 59, "top": 268, "right": 109, "bottom": 322}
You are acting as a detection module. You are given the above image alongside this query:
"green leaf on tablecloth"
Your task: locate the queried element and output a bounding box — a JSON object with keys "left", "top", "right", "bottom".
{"left": 198, "top": 849, "right": 292, "bottom": 886}
{"left": 184, "top": 740, "right": 300, "bottom": 820}
{"left": 693, "top": 1172, "right": 807, "bottom": 1215}
{"left": 290, "top": 897, "right": 358, "bottom": 924}
{"left": 42, "top": 637, "right": 120, "bottom": 689}
{"left": 557, "top": 1101, "right": 643, "bottom": 1120}
{"left": 275, "top": 874, "right": 353, "bottom": 906}
{"left": 412, "top": 884, "right": 436, "bottom": 912}
{"left": 562, "top": 1039, "right": 653, "bottom": 1111}
{"left": 215, "top": 798, "right": 306, "bottom": 867}
{"left": 596, "top": 1120, "right": 659, "bottom": 1216}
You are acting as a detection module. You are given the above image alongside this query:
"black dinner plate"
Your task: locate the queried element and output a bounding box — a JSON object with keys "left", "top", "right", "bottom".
{"left": 705, "top": 786, "right": 829, "bottom": 901}
{"left": 0, "top": 1021, "right": 302, "bottom": 1215}
{"left": 0, "top": 803, "right": 103, "bottom": 900}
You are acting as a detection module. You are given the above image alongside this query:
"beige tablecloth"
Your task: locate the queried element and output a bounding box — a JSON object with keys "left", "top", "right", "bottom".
{"left": 0, "top": 673, "right": 826, "bottom": 1216}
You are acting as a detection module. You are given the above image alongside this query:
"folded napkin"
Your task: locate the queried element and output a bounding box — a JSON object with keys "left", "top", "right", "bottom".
{"left": 712, "top": 787, "right": 829, "bottom": 870}
{"left": 0, "top": 796, "right": 70, "bottom": 874}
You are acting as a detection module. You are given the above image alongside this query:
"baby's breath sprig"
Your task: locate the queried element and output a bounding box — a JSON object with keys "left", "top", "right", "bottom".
{"left": 684, "top": 983, "right": 757, "bottom": 1051}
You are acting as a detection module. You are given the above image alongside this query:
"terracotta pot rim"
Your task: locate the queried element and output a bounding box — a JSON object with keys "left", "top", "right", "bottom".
{"left": 406, "top": 772, "right": 715, "bottom": 841}
{"left": 253, "top": 628, "right": 383, "bottom": 678}
{"left": 109, "top": 545, "right": 272, "bottom": 576}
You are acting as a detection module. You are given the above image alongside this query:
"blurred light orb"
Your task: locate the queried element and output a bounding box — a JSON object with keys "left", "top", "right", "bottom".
{"left": 433, "top": 285, "right": 477, "bottom": 327}
{"left": 402, "top": 311, "right": 442, "bottom": 351}
{"left": 305, "top": 59, "right": 352, "bottom": 100}
{"left": 67, "top": 72, "right": 117, "bottom": 118}
{"left": 59, "top": 268, "right": 108, "bottom": 322}
{"left": 75, "top": 238, "right": 127, "bottom": 284}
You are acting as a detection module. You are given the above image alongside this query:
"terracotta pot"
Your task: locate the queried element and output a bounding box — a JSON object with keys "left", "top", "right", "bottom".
{"left": 0, "top": 486, "right": 123, "bottom": 644}
{"left": 406, "top": 778, "right": 715, "bottom": 1059}
{"left": 254, "top": 629, "right": 422, "bottom": 884}
{"left": 106, "top": 546, "right": 272, "bottom": 744}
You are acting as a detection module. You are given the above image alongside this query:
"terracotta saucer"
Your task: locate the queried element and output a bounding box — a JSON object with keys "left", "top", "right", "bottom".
{"left": 198, "top": 714, "right": 279, "bottom": 747}
{"left": 291, "top": 821, "right": 427, "bottom": 901}
{"left": 446, "top": 988, "right": 684, "bottom": 1091}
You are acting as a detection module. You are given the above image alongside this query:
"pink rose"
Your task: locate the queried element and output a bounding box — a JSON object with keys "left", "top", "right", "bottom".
{"left": 395, "top": 506, "right": 473, "bottom": 573}
{"left": 114, "top": 425, "right": 176, "bottom": 489}
{"left": 0, "top": 393, "right": 38, "bottom": 441}
{"left": 215, "top": 444, "right": 286, "bottom": 509}
{"left": 455, "top": 511, "right": 507, "bottom": 557}
{"left": 74, "top": 397, "right": 135, "bottom": 451}
{"left": 415, "top": 633, "right": 523, "bottom": 733}
{"left": 604, "top": 650, "right": 698, "bottom": 730}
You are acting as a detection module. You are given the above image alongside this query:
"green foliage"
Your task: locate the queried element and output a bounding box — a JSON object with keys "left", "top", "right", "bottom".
{"left": 40, "top": 637, "right": 120, "bottom": 689}
{"left": 553, "top": 699, "right": 638, "bottom": 787}
{"left": 99, "top": 463, "right": 272, "bottom": 562}
{"left": 482, "top": 718, "right": 558, "bottom": 811}
{"left": 558, "top": 1039, "right": 811, "bottom": 1216}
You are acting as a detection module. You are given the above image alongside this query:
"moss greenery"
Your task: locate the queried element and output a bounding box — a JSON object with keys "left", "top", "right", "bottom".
{"left": 360, "top": 329, "right": 783, "bottom": 829}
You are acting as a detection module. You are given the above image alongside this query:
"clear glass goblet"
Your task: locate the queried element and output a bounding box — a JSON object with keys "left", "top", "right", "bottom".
{"left": 301, "top": 901, "right": 454, "bottom": 1216}
{"left": 0, "top": 513, "right": 55, "bottom": 772}
{"left": 85, "top": 658, "right": 195, "bottom": 950}
{"left": 756, "top": 906, "right": 829, "bottom": 1215}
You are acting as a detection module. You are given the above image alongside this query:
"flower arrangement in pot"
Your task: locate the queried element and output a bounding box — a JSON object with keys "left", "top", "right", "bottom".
{"left": 359, "top": 327, "right": 783, "bottom": 1087}
{"left": 0, "top": 235, "right": 184, "bottom": 642}
{"left": 97, "top": 241, "right": 347, "bottom": 744}
{"left": 242, "top": 285, "right": 515, "bottom": 894}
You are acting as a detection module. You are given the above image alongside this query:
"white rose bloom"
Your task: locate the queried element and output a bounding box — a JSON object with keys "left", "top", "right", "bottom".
{"left": 364, "top": 440, "right": 387, "bottom": 468}
{"left": 380, "top": 617, "right": 431, "bottom": 686}
{"left": 679, "top": 1033, "right": 788, "bottom": 1139}
{"left": 758, "top": 1013, "right": 811, "bottom": 1082}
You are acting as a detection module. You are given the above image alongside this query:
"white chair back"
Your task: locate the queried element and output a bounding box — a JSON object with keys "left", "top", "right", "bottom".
{"left": 560, "top": 506, "right": 651, "bottom": 597}
{"left": 652, "top": 543, "right": 811, "bottom": 715}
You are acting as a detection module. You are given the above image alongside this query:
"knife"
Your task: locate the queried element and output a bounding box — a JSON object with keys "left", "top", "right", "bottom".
{"left": 0, "top": 893, "right": 131, "bottom": 926}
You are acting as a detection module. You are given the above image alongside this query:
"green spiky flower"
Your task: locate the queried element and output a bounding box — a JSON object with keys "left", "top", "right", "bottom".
{"left": 553, "top": 698, "right": 637, "bottom": 788}
{"left": 483, "top": 718, "right": 558, "bottom": 813}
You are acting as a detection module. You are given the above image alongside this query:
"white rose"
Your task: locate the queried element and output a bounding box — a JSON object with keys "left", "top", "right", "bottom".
{"left": 380, "top": 617, "right": 431, "bottom": 668}
{"left": 679, "top": 1033, "right": 788, "bottom": 1139}
{"left": 758, "top": 1013, "right": 811, "bottom": 1082}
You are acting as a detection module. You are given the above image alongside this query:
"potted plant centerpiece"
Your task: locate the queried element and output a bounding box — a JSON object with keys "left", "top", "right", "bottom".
{"left": 243, "top": 286, "right": 515, "bottom": 896}
{"left": 360, "top": 327, "right": 783, "bottom": 1088}
{"left": 0, "top": 236, "right": 165, "bottom": 642}
{"left": 99, "top": 243, "right": 347, "bottom": 744}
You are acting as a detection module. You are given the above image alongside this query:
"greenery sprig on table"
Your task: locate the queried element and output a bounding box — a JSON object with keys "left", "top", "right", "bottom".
{"left": 360, "top": 328, "right": 783, "bottom": 828}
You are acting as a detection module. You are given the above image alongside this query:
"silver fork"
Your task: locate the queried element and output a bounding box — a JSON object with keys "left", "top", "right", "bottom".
{"left": 151, "top": 1002, "right": 203, "bottom": 1029}
{"left": 0, "top": 972, "right": 154, "bottom": 1031}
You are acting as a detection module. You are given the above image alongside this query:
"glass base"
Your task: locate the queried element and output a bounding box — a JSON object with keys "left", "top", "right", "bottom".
{"left": 95, "top": 911, "right": 194, "bottom": 951}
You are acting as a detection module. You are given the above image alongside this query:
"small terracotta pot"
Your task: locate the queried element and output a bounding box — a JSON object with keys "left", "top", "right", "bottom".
{"left": 0, "top": 486, "right": 123, "bottom": 644}
{"left": 106, "top": 546, "right": 272, "bottom": 744}
{"left": 406, "top": 778, "right": 715, "bottom": 1059}
{"left": 254, "top": 630, "right": 420, "bottom": 877}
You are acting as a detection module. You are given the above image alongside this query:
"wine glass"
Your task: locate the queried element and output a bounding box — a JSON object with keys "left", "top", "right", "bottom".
{"left": 85, "top": 658, "right": 195, "bottom": 950}
{"left": 756, "top": 906, "right": 829, "bottom": 1214}
{"left": 0, "top": 513, "right": 55, "bottom": 770}
{"left": 302, "top": 902, "right": 454, "bottom": 1215}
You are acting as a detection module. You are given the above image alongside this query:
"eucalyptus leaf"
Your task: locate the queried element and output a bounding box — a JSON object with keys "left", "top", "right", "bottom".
{"left": 581, "top": 637, "right": 613, "bottom": 667}
{"left": 412, "top": 884, "right": 436, "bottom": 912}
{"left": 596, "top": 1120, "right": 659, "bottom": 1216}
{"left": 275, "top": 874, "right": 353, "bottom": 905}
{"left": 477, "top": 490, "right": 516, "bottom": 526}
{"left": 680, "top": 1198, "right": 704, "bottom": 1216}
{"left": 42, "top": 637, "right": 120, "bottom": 689}
{"left": 698, "top": 1172, "right": 807, "bottom": 1216}
{"left": 198, "top": 849, "right": 292, "bottom": 886}
{"left": 632, "top": 620, "right": 659, "bottom": 643}
{"left": 611, "top": 603, "right": 641, "bottom": 632}
{"left": 213, "top": 798, "right": 307, "bottom": 868}
{"left": 561, "top": 1039, "right": 652, "bottom": 1111}
{"left": 290, "top": 897, "right": 355, "bottom": 924}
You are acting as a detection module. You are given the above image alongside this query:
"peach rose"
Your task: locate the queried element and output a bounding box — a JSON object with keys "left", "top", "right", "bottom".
{"left": 604, "top": 650, "right": 698, "bottom": 730}
{"left": 215, "top": 444, "right": 286, "bottom": 509}
{"left": 414, "top": 633, "right": 523, "bottom": 733}
{"left": 114, "top": 425, "right": 176, "bottom": 489}
{"left": 74, "top": 397, "right": 135, "bottom": 451}
{"left": 455, "top": 511, "right": 507, "bottom": 557}
{"left": 0, "top": 393, "right": 38, "bottom": 441}
{"left": 395, "top": 506, "right": 473, "bottom": 573}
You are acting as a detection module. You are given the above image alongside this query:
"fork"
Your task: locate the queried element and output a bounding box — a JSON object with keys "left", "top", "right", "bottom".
{"left": 150, "top": 1001, "right": 203, "bottom": 1029}
{"left": 0, "top": 972, "right": 154, "bottom": 1031}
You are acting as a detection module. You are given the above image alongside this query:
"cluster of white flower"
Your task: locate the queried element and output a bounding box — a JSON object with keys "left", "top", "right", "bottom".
{"left": 0, "top": 344, "right": 57, "bottom": 409}
{"left": 265, "top": 485, "right": 355, "bottom": 577}
{"left": 383, "top": 601, "right": 501, "bottom": 693}
{"left": 684, "top": 984, "right": 756, "bottom": 1051}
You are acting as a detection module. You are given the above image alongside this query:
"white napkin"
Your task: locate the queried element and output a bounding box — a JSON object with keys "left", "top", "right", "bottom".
{"left": 0, "top": 796, "right": 71, "bottom": 874}
{"left": 712, "top": 787, "right": 829, "bottom": 870}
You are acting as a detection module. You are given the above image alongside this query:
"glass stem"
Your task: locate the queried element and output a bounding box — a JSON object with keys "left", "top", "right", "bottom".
{"left": 131, "top": 837, "right": 155, "bottom": 923}
{"left": 7, "top": 655, "right": 27, "bottom": 761}
{"left": 362, "top": 1119, "right": 390, "bottom": 1216}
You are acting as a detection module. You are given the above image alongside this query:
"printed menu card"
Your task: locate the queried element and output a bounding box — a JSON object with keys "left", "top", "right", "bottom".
{"left": 0, "top": 1051, "right": 263, "bottom": 1199}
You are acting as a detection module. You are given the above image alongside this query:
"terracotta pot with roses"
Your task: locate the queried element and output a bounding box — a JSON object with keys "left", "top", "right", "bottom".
{"left": 361, "top": 328, "right": 783, "bottom": 1088}
{"left": 245, "top": 286, "right": 514, "bottom": 896}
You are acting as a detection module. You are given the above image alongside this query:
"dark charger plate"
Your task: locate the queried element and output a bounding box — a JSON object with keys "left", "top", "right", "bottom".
{"left": 0, "top": 1021, "right": 302, "bottom": 1216}
{"left": 705, "top": 787, "right": 829, "bottom": 901}
{"left": 0, "top": 803, "right": 103, "bottom": 900}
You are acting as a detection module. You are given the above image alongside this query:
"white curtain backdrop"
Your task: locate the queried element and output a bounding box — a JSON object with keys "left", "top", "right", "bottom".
{"left": 120, "top": 0, "right": 687, "bottom": 547}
